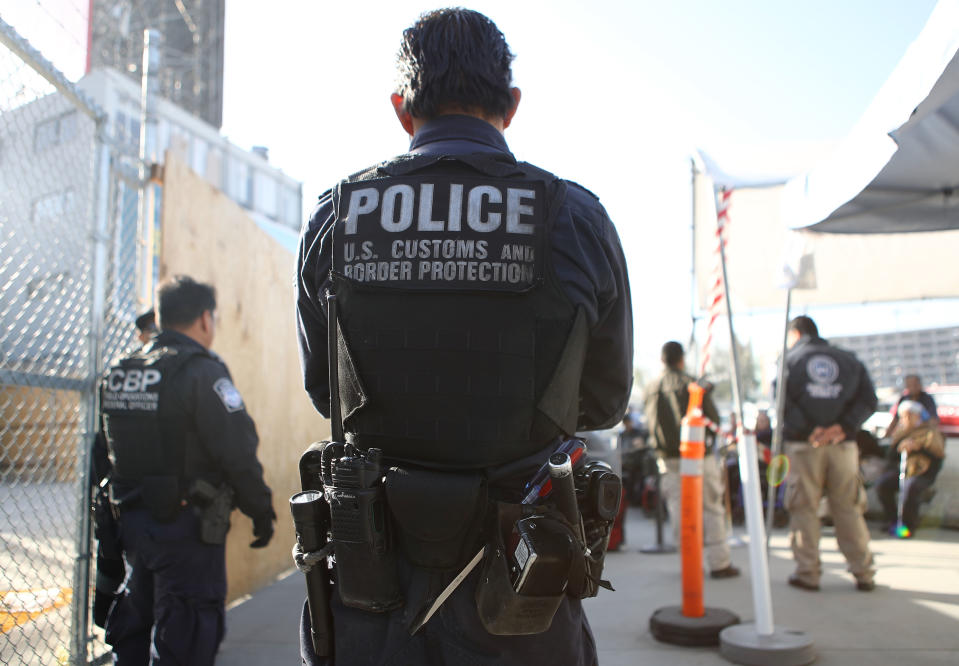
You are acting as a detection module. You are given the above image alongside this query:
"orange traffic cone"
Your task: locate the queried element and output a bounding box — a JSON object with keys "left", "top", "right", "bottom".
{"left": 649, "top": 383, "right": 739, "bottom": 647}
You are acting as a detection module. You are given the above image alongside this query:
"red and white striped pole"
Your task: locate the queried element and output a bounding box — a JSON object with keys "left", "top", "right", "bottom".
{"left": 700, "top": 188, "right": 732, "bottom": 377}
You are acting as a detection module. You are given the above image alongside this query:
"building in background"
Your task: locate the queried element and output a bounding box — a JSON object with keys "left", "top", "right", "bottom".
{"left": 88, "top": 0, "right": 225, "bottom": 129}
{"left": 78, "top": 67, "right": 302, "bottom": 236}
{"left": 0, "top": 64, "right": 301, "bottom": 373}
{"left": 831, "top": 326, "right": 959, "bottom": 390}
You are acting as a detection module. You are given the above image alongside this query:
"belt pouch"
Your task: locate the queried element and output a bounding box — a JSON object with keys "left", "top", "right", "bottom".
{"left": 141, "top": 475, "right": 180, "bottom": 523}
{"left": 475, "top": 502, "right": 566, "bottom": 636}
{"left": 385, "top": 468, "right": 487, "bottom": 570}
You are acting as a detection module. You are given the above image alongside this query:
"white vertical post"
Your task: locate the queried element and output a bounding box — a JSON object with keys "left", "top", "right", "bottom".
{"left": 137, "top": 29, "right": 160, "bottom": 313}
{"left": 715, "top": 189, "right": 775, "bottom": 636}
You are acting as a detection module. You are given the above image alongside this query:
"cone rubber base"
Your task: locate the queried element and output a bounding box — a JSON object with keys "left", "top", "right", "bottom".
{"left": 719, "top": 623, "right": 816, "bottom": 665}
{"left": 649, "top": 605, "right": 739, "bottom": 647}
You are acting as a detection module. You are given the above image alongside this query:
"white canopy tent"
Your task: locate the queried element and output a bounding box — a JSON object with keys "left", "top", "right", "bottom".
{"left": 694, "top": 0, "right": 959, "bottom": 312}
{"left": 784, "top": 0, "right": 959, "bottom": 235}
{"left": 691, "top": 6, "right": 959, "bottom": 639}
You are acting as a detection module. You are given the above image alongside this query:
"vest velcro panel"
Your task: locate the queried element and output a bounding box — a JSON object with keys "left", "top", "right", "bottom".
{"left": 330, "top": 153, "right": 586, "bottom": 469}
{"left": 100, "top": 345, "right": 206, "bottom": 483}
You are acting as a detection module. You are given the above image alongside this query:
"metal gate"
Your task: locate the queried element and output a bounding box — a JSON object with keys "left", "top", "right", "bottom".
{"left": 1, "top": 17, "right": 142, "bottom": 665}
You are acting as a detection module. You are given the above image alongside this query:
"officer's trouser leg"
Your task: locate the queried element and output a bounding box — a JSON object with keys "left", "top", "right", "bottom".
{"left": 108, "top": 509, "right": 226, "bottom": 666}
{"left": 663, "top": 457, "right": 731, "bottom": 571}
{"left": 662, "top": 459, "right": 681, "bottom": 545}
{"left": 702, "top": 453, "right": 732, "bottom": 572}
{"left": 105, "top": 550, "right": 153, "bottom": 665}
{"left": 150, "top": 537, "right": 226, "bottom": 665}
{"left": 824, "top": 441, "right": 874, "bottom": 584}
{"left": 784, "top": 442, "right": 824, "bottom": 586}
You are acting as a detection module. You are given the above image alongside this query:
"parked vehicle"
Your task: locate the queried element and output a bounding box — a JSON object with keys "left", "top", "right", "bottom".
{"left": 927, "top": 385, "right": 959, "bottom": 437}
{"left": 863, "top": 400, "right": 895, "bottom": 439}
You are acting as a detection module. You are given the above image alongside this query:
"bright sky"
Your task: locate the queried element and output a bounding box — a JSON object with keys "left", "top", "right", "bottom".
{"left": 7, "top": 0, "right": 956, "bottom": 383}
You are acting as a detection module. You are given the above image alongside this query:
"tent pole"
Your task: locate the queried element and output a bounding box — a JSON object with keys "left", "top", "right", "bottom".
{"left": 716, "top": 190, "right": 774, "bottom": 636}
{"left": 766, "top": 287, "right": 792, "bottom": 547}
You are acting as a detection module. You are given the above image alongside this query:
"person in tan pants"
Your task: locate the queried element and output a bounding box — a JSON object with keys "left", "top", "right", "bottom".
{"left": 782, "top": 316, "right": 877, "bottom": 592}
{"left": 645, "top": 341, "right": 740, "bottom": 579}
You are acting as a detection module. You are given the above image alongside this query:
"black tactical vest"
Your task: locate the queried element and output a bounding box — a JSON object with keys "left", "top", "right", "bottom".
{"left": 330, "top": 152, "right": 588, "bottom": 469}
{"left": 100, "top": 343, "right": 207, "bottom": 486}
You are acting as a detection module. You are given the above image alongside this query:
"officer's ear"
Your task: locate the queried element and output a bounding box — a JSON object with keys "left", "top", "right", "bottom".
{"left": 391, "top": 93, "right": 416, "bottom": 137}
{"left": 502, "top": 87, "right": 521, "bottom": 129}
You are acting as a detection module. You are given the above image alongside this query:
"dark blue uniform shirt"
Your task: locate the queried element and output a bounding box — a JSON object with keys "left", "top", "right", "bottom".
{"left": 293, "top": 115, "right": 633, "bottom": 666}
{"left": 296, "top": 115, "right": 633, "bottom": 432}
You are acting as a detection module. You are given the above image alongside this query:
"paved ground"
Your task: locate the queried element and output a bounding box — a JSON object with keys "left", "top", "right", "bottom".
{"left": 220, "top": 509, "right": 959, "bottom": 665}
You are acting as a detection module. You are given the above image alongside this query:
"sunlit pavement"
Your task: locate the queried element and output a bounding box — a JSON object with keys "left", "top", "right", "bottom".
{"left": 587, "top": 510, "right": 959, "bottom": 665}
{"left": 219, "top": 508, "right": 959, "bottom": 665}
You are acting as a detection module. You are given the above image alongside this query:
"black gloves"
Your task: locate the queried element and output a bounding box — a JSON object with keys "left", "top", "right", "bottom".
{"left": 250, "top": 509, "right": 276, "bottom": 548}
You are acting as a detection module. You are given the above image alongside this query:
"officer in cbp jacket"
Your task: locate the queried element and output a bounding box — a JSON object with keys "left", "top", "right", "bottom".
{"left": 96, "top": 275, "right": 275, "bottom": 664}
{"left": 295, "top": 9, "right": 632, "bottom": 666}
{"left": 782, "top": 315, "right": 877, "bottom": 593}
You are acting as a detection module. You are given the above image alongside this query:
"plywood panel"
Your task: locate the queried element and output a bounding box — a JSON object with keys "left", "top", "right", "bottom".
{"left": 160, "top": 154, "right": 329, "bottom": 603}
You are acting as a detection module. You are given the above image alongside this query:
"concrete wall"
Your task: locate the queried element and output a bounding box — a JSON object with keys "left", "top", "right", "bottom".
{"left": 160, "top": 154, "right": 329, "bottom": 602}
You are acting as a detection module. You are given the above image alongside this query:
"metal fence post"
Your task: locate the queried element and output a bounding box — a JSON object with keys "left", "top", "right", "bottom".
{"left": 71, "top": 125, "right": 113, "bottom": 666}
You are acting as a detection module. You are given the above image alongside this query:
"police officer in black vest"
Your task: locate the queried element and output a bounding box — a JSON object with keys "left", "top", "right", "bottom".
{"left": 295, "top": 9, "right": 632, "bottom": 665}
{"left": 96, "top": 275, "right": 275, "bottom": 664}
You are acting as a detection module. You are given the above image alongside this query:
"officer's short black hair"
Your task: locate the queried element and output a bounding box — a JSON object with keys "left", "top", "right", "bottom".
{"left": 788, "top": 315, "right": 819, "bottom": 339}
{"left": 396, "top": 8, "right": 515, "bottom": 120}
{"left": 134, "top": 309, "right": 156, "bottom": 333}
{"left": 661, "top": 341, "right": 684, "bottom": 368}
{"left": 156, "top": 275, "right": 216, "bottom": 330}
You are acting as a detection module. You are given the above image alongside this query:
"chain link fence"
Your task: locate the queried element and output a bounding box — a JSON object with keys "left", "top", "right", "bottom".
{"left": 0, "top": 17, "right": 141, "bottom": 665}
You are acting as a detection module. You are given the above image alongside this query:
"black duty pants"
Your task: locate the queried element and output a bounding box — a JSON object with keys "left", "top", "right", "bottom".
{"left": 105, "top": 508, "right": 226, "bottom": 665}
{"left": 298, "top": 564, "right": 597, "bottom": 666}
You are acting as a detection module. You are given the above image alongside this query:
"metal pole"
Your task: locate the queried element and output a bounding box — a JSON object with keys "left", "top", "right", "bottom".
{"left": 766, "top": 287, "right": 792, "bottom": 545}
{"left": 689, "top": 158, "right": 699, "bottom": 370}
{"left": 71, "top": 126, "right": 113, "bottom": 665}
{"left": 137, "top": 29, "right": 160, "bottom": 314}
{"left": 715, "top": 189, "right": 774, "bottom": 636}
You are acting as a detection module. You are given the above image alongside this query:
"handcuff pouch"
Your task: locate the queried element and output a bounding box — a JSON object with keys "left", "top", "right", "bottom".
{"left": 385, "top": 467, "right": 486, "bottom": 570}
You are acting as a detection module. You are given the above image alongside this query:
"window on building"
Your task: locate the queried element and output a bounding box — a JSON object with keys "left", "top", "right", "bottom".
{"left": 34, "top": 111, "right": 79, "bottom": 152}
{"left": 192, "top": 139, "right": 208, "bottom": 176}
{"left": 31, "top": 190, "right": 76, "bottom": 225}
{"left": 283, "top": 187, "right": 300, "bottom": 228}
{"left": 254, "top": 171, "right": 278, "bottom": 218}
{"left": 229, "top": 159, "right": 251, "bottom": 206}
{"left": 26, "top": 271, "right": 69, "bottom": 301}
{"left": 115, "top": 111, "right": 128, "bottom": 146}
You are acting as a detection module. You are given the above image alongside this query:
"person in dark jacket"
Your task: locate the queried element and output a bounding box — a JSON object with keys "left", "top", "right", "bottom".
{"left": 886, "top": 374, "right": 940, "bottom": 435}
{"left": 134, "top": 308, "right": 157, "bottom": 345}
{"left": 294, "top": 8, "right": 632, "bottom": 665}
{"left": 782, "top": 315, "right": 877, "bottom": 592}
{"left": 97, "top": 275, "right": 275, "bottom": 665}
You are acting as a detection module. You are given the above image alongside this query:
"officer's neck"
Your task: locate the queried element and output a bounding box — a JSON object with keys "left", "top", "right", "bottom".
{"left": 411, "top": 111, "right": 506, "bottom": 135}
{"left": 166, "top": 320, "right": 213, "bottom": 350}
